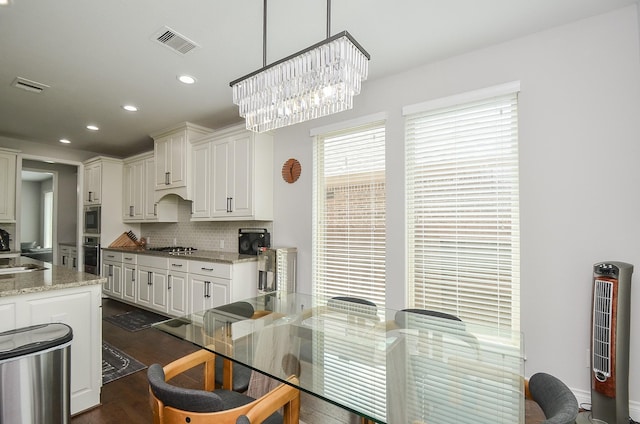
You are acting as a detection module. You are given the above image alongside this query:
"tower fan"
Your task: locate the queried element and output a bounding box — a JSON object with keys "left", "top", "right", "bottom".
{"left": 579, "top": 261, "right": 633, "bottom": 424}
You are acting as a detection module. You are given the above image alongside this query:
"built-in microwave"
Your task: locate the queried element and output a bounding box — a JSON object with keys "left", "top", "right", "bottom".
{"left": 84, "top": 205, "right": 101, "bottom": 234}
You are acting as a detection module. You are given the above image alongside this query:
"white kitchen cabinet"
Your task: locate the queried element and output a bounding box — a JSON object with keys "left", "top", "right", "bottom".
{"left": 0, "top": 149, "right": 17, "bottom": 222}
{"left": 167, "top": 258, "right": 189, "bottom": 316}
{"left": 190, "top": 141, "right": 211, "bottom": 219}
{"left": 188, "top": 259, "right": 255, "bottom": 314}
{"left": 102, "top": 251, "right": 123, "bottom": 299}
{"left": 122, "top": 253, "right": 137, "bottom": 303}
{"left": 123, "top": 152, "right": 178, "bottom": 223}
{"left": 191, "top": 124, "right": 273, "bottom": 221}
{"left": 151, "top": 122, "right": 212, "bottom": 202}
{"left": 59, "top": 244, "right": 78, "bottom": 270}
{"left": 83, "top": 161, "right": 102, "bottom": 205}
{"left": 189, "top": 274, "right": 229, "bottom": 313}
{"left": 0, "top": 284, "right": 102, "bottom": 414}
{"left": 122, "top": 158, "right": 144, "bottom": 221}
{"left": 136, "top": 255, "right": 169, "bottom": 314}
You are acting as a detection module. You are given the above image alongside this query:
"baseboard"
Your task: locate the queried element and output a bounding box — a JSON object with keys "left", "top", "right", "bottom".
{"left": 573, "top": 387, "right": 640, "bottom": 422}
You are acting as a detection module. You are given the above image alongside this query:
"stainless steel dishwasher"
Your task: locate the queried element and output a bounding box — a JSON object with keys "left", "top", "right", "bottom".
{"left": 0, "top": 323, "right": 73, "bottom": 424}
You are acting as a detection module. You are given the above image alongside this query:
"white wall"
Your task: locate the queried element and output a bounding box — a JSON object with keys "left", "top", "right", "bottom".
{"left": 20, "top": 181, "right": 40, "bottom": 244}
{"left": 271, "top": 4, "right": 640, "bottom": 412}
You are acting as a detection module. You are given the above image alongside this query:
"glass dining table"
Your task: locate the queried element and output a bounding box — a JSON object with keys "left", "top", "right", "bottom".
{"left": 154, "top": 292, "right": 525, "bottom": 424}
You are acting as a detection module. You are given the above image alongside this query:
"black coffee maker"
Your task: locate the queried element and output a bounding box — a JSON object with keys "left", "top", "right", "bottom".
{"left": 0, "top": 229, "right": 10, "bottom": 251}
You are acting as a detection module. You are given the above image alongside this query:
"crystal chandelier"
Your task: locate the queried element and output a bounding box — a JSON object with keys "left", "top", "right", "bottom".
{"left": 230, "top": 0, "right": 370, "bottom": 133}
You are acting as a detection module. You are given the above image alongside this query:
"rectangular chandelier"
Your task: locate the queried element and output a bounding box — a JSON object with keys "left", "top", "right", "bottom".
{"left": 230, "top": 30, "right": 370, "bottom": 133}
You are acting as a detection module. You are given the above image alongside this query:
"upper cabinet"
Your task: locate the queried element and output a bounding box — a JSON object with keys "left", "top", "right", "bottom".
{"left": 122, "top": 152, "right": 178, "bottom": 223}
{"left": 0, "top": 149, "right": 18, "bottom": 222}
{"left": 190, "top": 124, "right": 273, "bottom": 221}
{"left": 83, "top": 160, "right": 102, "bottom": 205}
{"left": 151, "top": 122, "right": 212, "bottom": 202}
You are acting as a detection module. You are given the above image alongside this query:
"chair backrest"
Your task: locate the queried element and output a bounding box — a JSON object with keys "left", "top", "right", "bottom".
{"left": 327, "top": 296, "right": 378, "bottom": 319}
{"left": 528, "top": 372, "right": 578, "bottom": 424}
{"left": 148, "top": 363, "right": 225, "bottom": 413}
{"left": 394, "top": 308, "right": 480, "bottom": 357}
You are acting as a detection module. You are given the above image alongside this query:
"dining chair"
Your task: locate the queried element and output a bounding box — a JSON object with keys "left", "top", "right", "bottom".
{"left": 526, "top": 372, "right": 579, "bottom": 424}
{"left": 202, "top": 301, "right": 257, "bottom": 393}
{"left": 148, "top": 349, "right": 300, "bottom": 424}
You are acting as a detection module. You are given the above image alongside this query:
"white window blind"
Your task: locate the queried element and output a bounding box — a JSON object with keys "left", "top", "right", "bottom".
{"left": 313, "top": 122, "right": 386, "bottom": 309}
{"left": 405, "top": 91, "right": 520, "bottom": 334}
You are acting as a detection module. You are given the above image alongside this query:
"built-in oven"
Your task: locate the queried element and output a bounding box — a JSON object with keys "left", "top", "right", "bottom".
{"left": 84, "top": 206, "right": 101, "bottom": 234}
{"left": 83, "top": 236, "right": 100, "bottom": 275}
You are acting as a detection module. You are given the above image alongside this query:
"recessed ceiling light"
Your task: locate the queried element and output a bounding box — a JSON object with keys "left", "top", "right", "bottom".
{"left": 59, "top": 139, "right": 71, "bottom": 144}
{"left": 122, "top": 105, "right": 138, "bottom": 112}
{"left": 178, "top": 75, "right": 196, "bottom": 84}
{"left": 86, "top": 125, "right": 99, "bottom": 131}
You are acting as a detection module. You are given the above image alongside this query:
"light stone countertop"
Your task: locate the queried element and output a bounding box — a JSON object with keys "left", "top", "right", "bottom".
{"left": 102, "top": 246, "right": 258, "bottom": 264}
{"left": 0, "top": 256, "right": 106, "bottom": 297}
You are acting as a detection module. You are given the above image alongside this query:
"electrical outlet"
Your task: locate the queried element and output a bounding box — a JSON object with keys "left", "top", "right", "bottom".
{"left": 586, "top": 348, "right": 590, "bottom": 368}
{"left": 219, "top": 240, "right": 224, "bottom": 249}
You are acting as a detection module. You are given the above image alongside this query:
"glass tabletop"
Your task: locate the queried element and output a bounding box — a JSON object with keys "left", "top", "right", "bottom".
{"left": 154, "top": 292, "right": 525, "bottom": 424}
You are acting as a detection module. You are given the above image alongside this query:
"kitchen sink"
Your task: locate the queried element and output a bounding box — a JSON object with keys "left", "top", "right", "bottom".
{"left": 0, "top": 263, "right": 48, "bottom": 275}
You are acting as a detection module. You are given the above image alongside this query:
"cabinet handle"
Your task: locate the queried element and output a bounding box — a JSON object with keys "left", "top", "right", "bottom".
{"left": 229, "top": 197, "right": 233, "bottom": 212}
{"left": 129, "top": 205, "right": 134, "bottom": 217}
{"left": 62, "top": 256, "right": 66, "bottom": 266}
{"left": 148, "top": 271, "right": 152, "bottom": 285}
{"left": 72, "top": 258, "right": 77, "bottom": 269}
{"left": 88, "top": 191, "right": 93, "bottom": 202}
{"left": 165, "top": 172, "right": 170, "bottom": 185}
{"left": 171, "top": 263, "right": 183, "bottom": 267}
{"left": 168, "top": 275, "right": 172, "bottom": 290}
{"left": 108, "top": 264, "right": 113, "bottom": 277}
{"left": 204, "top": 281, "right": 211, "bottom": 298}
{"left": 132, "top": 272, "right": 135, "bottom": 282}
{"left": 107, "top": 254, "right": 115, "bottom": 259}
{"left": 154, "top": 203, "right": 158, "bottom": 216}
{"left": 124, "top": 257, "right": 132, "bottom": 260}
{"left": 201, "top": 267, "right": 214, "bottom": 272}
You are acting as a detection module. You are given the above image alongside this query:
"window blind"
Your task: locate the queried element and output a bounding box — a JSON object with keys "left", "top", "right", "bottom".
{"left": 313, "top": 122, "right": 386, "bottom": 309}
{"left": 405, "top": 91, "right": 520, "bottom": 334}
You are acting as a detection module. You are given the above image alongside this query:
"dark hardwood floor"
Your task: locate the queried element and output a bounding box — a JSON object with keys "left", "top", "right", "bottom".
{"left": 71, "top": 298, "right": 202, "bottom": 424}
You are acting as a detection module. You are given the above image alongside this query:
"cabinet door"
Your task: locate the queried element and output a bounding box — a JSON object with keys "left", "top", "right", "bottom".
{"left": 0, "top": 151, "right": 16, "bottom": 222}
{"left": 154, "top": 136, "right": 170, "bottom": 189}
{"left": 136, "top": 268, "right": 152, "bottom": 308}
{"left": 169, "top": 133, "right": 187, "bottom": 187}
{"left": 191, "top": 142, "right": 211, "bottom": 218}
{"left": 84, "top": 163, "right": 101, "bottom": 204}
{"left": 102, "top": 262, "right": 113, "bottom": 295}
{"left": 228, "top": 134, "right": 253, "bottom": 217}
{"left": 211, "top": 140, "right": 231, "bottom": 217}
{"left": 150, "top": 270, "right": 168, "bottom": 313}
{"left": 143, "top": 157, "right": 158, "bottom": 220}
{"left": 189, "top": 274, "right": 229, "bottom": 314}
{"left": 168, "top": 271, "right": 188, "bottom": 316}
{"left": 123, "top": 160, "right": 144, "bottom": 221}
{"left": 123, "top": 264, "right": 136, "bottom": 302}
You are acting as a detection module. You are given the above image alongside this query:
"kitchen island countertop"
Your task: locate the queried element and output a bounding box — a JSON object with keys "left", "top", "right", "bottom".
{"left": 0, "top": 256, "right": 105, "bottom": 297}
{"left": 102, "top": 246, "right": 258, "bottom": 264}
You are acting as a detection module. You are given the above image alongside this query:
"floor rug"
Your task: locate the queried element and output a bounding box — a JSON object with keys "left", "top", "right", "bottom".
{"left": 103, "top": 309, "right": 168, "bottom": 332}
{"left": 102, "top": 341, "right": 146, "bottom": 385}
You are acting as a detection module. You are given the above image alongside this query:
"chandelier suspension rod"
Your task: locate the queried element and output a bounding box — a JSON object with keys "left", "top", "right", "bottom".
{"left": 263, "top": 0, "right": 267, "bottom": 67}
{"left": 326, "top": 0, "right": 331, "bottom": 39}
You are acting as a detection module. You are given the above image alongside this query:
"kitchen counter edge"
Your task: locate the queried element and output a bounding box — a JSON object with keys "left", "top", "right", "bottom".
{"left": 102, "top": 247, "right": 258, "bottom": 264}
{"left": 0, "top": 257, "right": 106, "bottom": 298}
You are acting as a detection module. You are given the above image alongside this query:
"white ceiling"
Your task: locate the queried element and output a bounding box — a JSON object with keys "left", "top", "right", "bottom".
{"left": 1, "top": 0, "right": 637, "bottom": 158}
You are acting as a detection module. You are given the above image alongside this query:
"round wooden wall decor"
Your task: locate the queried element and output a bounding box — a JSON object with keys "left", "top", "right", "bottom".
{"left": 282, "top": 158, "right": 301, "bottom": 183}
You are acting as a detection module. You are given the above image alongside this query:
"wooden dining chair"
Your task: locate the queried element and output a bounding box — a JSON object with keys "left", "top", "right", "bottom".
{"left": 148, "top": 349, "right": 300, "bottom": 424}
{"left": 202, "top": 301, "right": 258, "bottom": 393}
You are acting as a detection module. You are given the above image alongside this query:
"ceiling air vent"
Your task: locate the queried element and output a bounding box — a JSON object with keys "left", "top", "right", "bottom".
{"left": 11, "top": 77, "right": 49, "bottom": 94}
{"left": 153, "top": 26, "right": 199, "bottom": 55}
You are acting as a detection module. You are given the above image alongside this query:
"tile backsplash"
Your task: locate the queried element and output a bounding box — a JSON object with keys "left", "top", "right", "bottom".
{"left": 140, "top": 199, "right": 272, "bottom": 252}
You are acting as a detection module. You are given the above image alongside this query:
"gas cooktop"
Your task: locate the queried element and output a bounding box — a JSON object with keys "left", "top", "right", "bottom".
{"left": 148, "top": 246, "right": 197, "bottom": 255}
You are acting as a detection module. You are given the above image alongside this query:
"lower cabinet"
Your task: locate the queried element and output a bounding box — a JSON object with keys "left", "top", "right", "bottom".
{"left": 0, "top": 284, "right": 102, "bottom": 415}
{"left": 102, "top": 251, "right": 123, "bottom": 298}
{"left": 59, "top": 244, "right": 78, "bottom": 270}
{"left": 101, "top": 250, "right": 256, "bottom": 317}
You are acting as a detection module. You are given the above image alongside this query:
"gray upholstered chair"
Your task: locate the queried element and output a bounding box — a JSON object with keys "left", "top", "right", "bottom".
{"left": 147, "top": 349, "right": 300, "bottom": 424}
{"left": 203, "top": 301, "right": 256, "bottom": 392}
{"left": 526, "top": 372, "right": 579, "bottom": 424}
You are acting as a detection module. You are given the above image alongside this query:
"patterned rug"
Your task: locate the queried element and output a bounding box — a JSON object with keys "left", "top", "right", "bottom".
{"left": 102, "top": 341, "right": 146, "bottom": 385}
{"left": 103, "top": 309, "right": 168, "bottom": 332}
